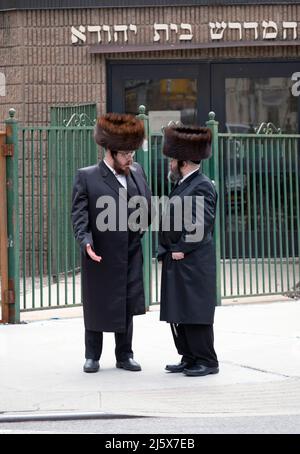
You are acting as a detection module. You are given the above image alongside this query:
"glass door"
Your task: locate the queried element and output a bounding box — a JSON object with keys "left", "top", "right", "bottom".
{"left": 108, "top": 61, "right": 210, "bottom": 130}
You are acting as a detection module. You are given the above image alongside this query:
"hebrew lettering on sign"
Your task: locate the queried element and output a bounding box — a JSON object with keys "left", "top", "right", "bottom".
{"left": 87, "top": 26, "right": 102, "bottom": 43}
{"left": 228, "top": 22, "right": 242, "bottom": 40}
{"left": 102, "top": 25, "right": 112, "bottom": 43}
{"left": 71, "top": 25, "right": 86, "bottom": 43}
{"left": 154, "top": 23, "right": 170, "bottom": 42}
{"left": 209, "top": 21, "right": 227, "bottom": 40}
{"left": 243, "top": 22, "right": 258, "bottom": 40}
{"left": 282, "top": 21, "right": 297, "bottom": 40}
{"left": 153, "top": 23, "right": 193, "bottom": 41}
{"left": 262, "top": 20, "right": 278, "bottom": 39}
{"left": 179, "top": 23, "right": 193, "bottom": 40}
{"left": 114, "top": 25, "right": 129, "bottom": 42}
{"left": 209, "top": 20, "right": 298, "bottom": 40}
{"left": 71, "top": 20, "right": 299, "bottom": 44}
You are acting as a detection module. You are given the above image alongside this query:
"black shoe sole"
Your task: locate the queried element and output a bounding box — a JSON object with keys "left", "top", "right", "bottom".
{"left": 116, "top": 363, "right": 141, "bottom": 371}
{"left": 165, "top": 368, "right": 185, "bottom": 373}
{"left": 83, "top": 367, "right": 99, "bottom": 373}
{"left": 184, "top": 368, "right": 219, "bottom": 377}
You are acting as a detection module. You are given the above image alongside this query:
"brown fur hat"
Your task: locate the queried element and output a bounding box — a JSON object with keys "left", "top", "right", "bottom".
{"left": 94, "top": 113, "right": 145, "bottom": 151}
{"left": 163, "top": 125, "right": 212, "bottom": 161}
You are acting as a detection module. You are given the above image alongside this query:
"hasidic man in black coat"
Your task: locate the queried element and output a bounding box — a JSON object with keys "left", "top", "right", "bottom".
{"left": 71, "top": 113, "right": 151, "bottom": 373}
{"left": 158, "top": 124, "right": 219, "bottom": 377}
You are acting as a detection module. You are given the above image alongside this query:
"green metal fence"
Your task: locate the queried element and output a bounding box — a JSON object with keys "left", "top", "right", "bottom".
{"left": 20, "top": 117, "right": 98, "bottom": 312}
{"left": 142, "top": 111, "right": 300, "bottom": 304}
{"left": 218, "top": 131, "right": 300, "bottom": 298}
{"left": 2, "top": 107, "right": 300, "bottom": 322}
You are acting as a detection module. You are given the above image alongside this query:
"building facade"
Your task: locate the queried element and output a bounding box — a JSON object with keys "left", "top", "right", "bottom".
{"left": 0, "top": 1, "right": 300, "bottom": 132}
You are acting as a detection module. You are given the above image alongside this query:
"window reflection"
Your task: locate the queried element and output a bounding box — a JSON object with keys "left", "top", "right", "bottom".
{"left": 226, "top": 77, "right": 298, "bottom": 133}
{"left": 125, "top": 79, "right": 197, "bottom": 131}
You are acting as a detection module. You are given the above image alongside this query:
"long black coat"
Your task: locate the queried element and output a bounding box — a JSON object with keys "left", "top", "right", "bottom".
{"left": 158, "top": 171, "right": 217, "bottom": 325}
{"left": 71, "top": 160, "right": 151, "bottom": 332}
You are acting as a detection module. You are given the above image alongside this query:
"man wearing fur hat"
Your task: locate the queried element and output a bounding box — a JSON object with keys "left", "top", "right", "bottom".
{"left": 158, "top": 124, "right": 219, "bottom": 377}
{"left": 71, "top": 113, "right": 151, "bottom": 373}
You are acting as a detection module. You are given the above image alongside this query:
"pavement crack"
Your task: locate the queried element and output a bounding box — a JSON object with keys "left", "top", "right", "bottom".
{"left": 222, "top": 360, "right": 293, "bottom": 378}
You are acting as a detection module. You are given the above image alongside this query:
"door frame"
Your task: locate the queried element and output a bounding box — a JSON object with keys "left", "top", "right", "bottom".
{"left": 107, "top": 60, "right": 210, "bottom": 126}
{"left": 211, "top": 59, "right": 300, "bottom": 132}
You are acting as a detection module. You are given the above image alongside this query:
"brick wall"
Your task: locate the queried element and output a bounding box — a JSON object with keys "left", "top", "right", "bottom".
{"left": 1, "top": 4, "right": 300, "bottom": 125}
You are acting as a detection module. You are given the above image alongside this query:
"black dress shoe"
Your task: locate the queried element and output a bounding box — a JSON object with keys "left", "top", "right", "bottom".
{"left": 183, "top": 363, "right": 219, "bottom": 377}
{"left": 165, "top": 361, "right": 192, "bottom": 373}
{"left": 116, "top": 358, "right": 142, "bottom": 371}
{"left": 83, "top": 359, "right": 99, "bottom": 373}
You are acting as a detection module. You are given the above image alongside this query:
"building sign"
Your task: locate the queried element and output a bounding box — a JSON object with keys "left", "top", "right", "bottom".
{"left": 71, "top": 21, "right": 300, "bottom": 45}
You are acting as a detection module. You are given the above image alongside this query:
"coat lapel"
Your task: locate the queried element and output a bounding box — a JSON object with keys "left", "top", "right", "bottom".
{"left": 99, "top": 160, "right": 127, "bottom": 202}
{"left": 129, "top": 165, "right": 144, "bottom": 196}
{"left": 169, "top": 170, "right": 200, "bottom": 197}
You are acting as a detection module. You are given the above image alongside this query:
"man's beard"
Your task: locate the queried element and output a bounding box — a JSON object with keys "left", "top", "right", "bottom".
{"left": 112, "top": 156, "right": 131, "bottom": 176}
{"left": 168, "top": 166, "right": 182, "bottom": 183}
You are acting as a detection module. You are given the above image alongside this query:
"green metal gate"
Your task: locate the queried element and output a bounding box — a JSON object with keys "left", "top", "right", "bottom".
{"left": 20, "top": 106, "right": 98, "bottom": 312}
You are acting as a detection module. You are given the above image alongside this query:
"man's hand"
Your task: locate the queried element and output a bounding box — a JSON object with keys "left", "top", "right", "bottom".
{"left": 172, "top": 252, "right": 185, "bottom": 260}
{"left": 86, "top": 244, "right": 102, "bottom": 263}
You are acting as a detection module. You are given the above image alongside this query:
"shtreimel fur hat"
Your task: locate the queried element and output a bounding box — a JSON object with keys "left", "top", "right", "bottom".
{"left": 94, "top": 113, "right": 145, "bottom": 151}
{"left": 163, "top": 125, "right": 212, "bottom": 161}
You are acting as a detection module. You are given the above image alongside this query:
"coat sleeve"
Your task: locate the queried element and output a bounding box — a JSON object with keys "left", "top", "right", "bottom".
{"left": 169, "top": 181, "right": 217, "bottom": 255}
{"left": 71, "top": 169, "right": 94, "bottom": 255}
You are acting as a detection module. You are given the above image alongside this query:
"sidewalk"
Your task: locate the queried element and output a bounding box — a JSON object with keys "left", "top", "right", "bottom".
{"left": 0, "top": 300, "right": 300, "bottom": 418}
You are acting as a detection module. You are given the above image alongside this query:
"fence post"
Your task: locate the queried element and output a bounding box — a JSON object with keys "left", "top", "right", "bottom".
{"left": 206, "top": 111, "right": 221, "bottom": 306}
{"left": 5, "top": 109, "right": 20, "bottom": 323}
{"left": 0, "top": 132, "right": 9, "bottom": 323}
{"left": 136, "top": 105, "right": 152, "bottom": 309}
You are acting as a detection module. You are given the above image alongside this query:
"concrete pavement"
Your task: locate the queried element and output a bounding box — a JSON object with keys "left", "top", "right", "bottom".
{"left": 0, "top": 300, "right": 300, "bottom": 419}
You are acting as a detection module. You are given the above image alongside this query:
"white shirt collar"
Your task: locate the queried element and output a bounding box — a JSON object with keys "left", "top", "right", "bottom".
{"left": 178, "top": 167, "right": 200, "bottom": 185}
{"left": 103, "top": 159, "right": 127, "bottom": 189}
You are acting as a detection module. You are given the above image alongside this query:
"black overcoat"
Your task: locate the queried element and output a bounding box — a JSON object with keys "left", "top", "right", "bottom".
{"left": 158, "top": 171, "right": 218, "bottom": 325}
{"left": 71, "top": 160, "right": 151, "bottom": 332}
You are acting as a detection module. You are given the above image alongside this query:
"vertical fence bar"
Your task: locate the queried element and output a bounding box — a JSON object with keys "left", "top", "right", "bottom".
{"left": 270, "top": 138, "right": 278, "bottom": 292}
{"left": 239, "top": 139, "right": 246, "bottom": 295}
{"left": 233, "top": 138, "right": 240, "bottom": 295}
{"left": 4, "top": 109, "right": 20, "bottom": 323}
{"left": 206, "top": 112, "right": 221, "bottom": 306}
{"left": 64, "top": 129, "right": 68, "bottom": 306}
{"left": 293, "top": 138, "right": 300, "bottom": 285}
{"left": 47, "top": 130, "right": 52, "bottom": 307}
{"left": 219, "top": 137, "right": 227, "bottom": 296}
{"left": 31, "top": 130, "right": 35, "bottom": 309}
{"left": 136, "top": 105, "right": 152, "bottom": 309}
{"left": 246, "top": 137, "right": 253, "bottom": 295}
{"left": 288, "top": 138, "right": 296, "bottom": 290}
{"left": 227, "top": 137, "right": 233, "bottom": 295}
{"left": 0, "top": 132, "right": 9, "bottom": 323}
{"left": 154, "top": 137, "right": 159, "bottom": 303}
{"left": 22, "top": 129, "right": 26, "bottom": 310}
{"left": 276, "top": 139, "right": 284, "bottom": 292}
{"left": 264, "top": 138, "right": 272, "bottom": 293}
{"left": 251, "top": 138, "right": 259, "bottom": 294}
{"left": 39, "top": 130, "right": 44, "bottom": 308}
{"left": 258, "top": 138, "right": 265, "bottom": 293}
{"left": 71, "top": 129, "right": 76, "bottom": 305}
{"left": 282, "top": 139, "right": 290, "bottom": 291}
{"left": 55, "top": 129, "right": 60, "bottom": 306}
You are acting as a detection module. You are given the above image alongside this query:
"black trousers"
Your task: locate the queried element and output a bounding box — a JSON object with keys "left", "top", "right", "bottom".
{"left": 170, "top": 323, "right": 218, "bottom": 368}
{"left": 85, "top": 314, "right": 133, "bottom": 362}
